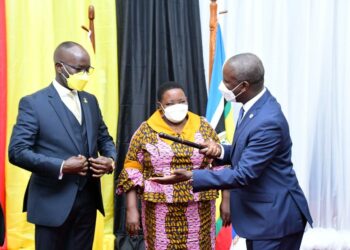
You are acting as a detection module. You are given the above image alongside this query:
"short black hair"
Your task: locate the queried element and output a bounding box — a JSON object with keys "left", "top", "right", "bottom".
{"left": 157, "top": 81, "right": 186, "bottom": 101}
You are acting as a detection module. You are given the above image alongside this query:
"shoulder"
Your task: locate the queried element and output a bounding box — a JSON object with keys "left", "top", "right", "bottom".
{"left": 199, "top": 116, "right": 213, "bottom": 129}
{"left": 129, "top": 121, "right": 153, "bottom": 144}
{"left": 18, "top": 85, "right": 53, "bottom": 106}
{"left": 254, "top": 94, "right": 289, "bottom": 132}
{"left": 79, "top": 91, "right": 98, "bottom": 102}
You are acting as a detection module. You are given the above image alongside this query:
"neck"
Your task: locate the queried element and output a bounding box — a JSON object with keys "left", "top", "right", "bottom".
{"left": 162, "top": 116, "right": 188, "bottom": 134}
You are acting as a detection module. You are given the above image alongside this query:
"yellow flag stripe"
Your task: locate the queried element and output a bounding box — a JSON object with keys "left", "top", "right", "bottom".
{"left": 5, "top": 1, "right": 118, "bottom": 249}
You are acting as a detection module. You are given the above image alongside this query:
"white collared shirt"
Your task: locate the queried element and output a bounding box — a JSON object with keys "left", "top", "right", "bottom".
{"left": 240, "top": 87, "right": 266, "bottom": 119}
{"left": 52, "top": 80, "right": 82, "bottom": 179}
{"left": 53, "top": 80, "right": 82, "bottom": 124}
{"left": 218, "top": 87, "right": 266, "bottom": 159}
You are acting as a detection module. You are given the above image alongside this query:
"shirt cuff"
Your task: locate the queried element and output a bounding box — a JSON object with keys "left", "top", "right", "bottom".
{"left": 218, "top": 145, "right": 225, "bottom": 159}
{"left": 58, "top": 160, "right": 65, "bottom": 180}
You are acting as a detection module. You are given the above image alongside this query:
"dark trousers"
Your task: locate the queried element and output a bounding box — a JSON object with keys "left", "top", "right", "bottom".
{"left": 35, "top": 184, "right": 97, "bottom": 250}
{"left": 246, "top": 230, "right": 305, "bottom": 250}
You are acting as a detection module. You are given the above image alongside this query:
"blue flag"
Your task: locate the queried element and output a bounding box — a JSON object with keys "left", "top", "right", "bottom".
{"left": 206, "top": 24, "right": 225, "bottom": 129}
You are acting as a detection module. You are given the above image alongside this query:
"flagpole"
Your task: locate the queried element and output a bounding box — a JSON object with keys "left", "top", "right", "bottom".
{"left": 209, "top": 0, "right": 217, "bottom": 87}
{"left": 88, "top": 5, "right": 95, "bottom": 53}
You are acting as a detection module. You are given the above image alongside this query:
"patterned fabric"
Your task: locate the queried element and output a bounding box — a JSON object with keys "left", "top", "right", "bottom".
{"left": 117, "top": 110, "right": 223, "bottom": 202}
{"left": 117, "top": 110, "right": 224, "bottom": 249}
{"left": 141, "top": 200, "right": 216, "bottom": 250}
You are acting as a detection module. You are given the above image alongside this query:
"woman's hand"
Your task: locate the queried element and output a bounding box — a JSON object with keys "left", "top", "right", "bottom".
{"left": 220, "top": 190, "right": 231, "bottom": 227}
{"left": 126, "top": 206, "right": 140, "bottom": 236}
{"left": 126, "top": 189, "right": 140, "bottom": 236}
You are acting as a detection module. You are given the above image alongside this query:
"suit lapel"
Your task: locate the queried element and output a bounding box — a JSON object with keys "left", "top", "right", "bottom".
{"left": 47, "top": 84, "right": 81, "bottom": 152}
{"left": 79, "top": 93, "right": 93, "bottom": 155}
{"left": 232, "top": 90, "right": 272, "bottom": 147}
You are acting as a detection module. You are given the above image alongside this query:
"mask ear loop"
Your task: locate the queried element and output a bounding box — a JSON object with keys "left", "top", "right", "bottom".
{"left": 233, "top": 81, "right": 248, "bottom": 98}
{"left": 60, "top": 63, "right": 71, "bottom": 79}
{"left": 157, "top": 102, "right": 165, "bottom": 115}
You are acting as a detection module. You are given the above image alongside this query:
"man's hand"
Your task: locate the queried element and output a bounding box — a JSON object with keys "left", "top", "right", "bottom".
{"left": 149, "top": 169, "right": 192, "bottom": 184}
{"left": 62, "top": 155, "right": 88, "bottom": 176}
{"left": 89, "top": 156, "right": 114, "bottom": 177}
{"left": 199, "top": 140, "right": 222, "bottom": 158}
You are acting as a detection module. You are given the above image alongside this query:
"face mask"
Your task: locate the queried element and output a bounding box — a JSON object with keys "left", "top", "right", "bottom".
{"left": 219, "top": 81, "right": 245, "bottom": 102}
{"left": 61, "top": 65, "right": 89, "bottom": 91}
{"left": 162, "top": 103, "right": 188, "bottom": 123}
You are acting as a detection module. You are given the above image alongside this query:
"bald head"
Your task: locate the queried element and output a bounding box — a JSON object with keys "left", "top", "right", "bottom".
{"left": 54, "top": 41, "right": 91, "bottom": 87}
{"left": 224, "top": 53, "right": 264, "bottom": 86}
{"left": 53, "top": 41, "right": 89, "bottom": 64}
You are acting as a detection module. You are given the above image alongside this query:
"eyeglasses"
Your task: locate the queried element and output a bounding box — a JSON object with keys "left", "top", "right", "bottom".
{"left": 60, "top": 61, "right": 94, "bottom": 75}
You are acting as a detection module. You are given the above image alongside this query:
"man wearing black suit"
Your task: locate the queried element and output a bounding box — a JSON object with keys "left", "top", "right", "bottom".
{"left": 8, "top": 41, "right": 117, "bottom": 250}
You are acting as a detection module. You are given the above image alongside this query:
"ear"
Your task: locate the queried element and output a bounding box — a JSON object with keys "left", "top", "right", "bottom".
{"left": 242, "top": 81, "right": 249, "bottom": 87}
{"left": 156, "top": 102, "right": 163, "bottom": 110}
{"left": 242, "top": 81, "right": 250, "bottom": 90}
{"left": 55, "top": 62, "right": 63, "bottom": 74}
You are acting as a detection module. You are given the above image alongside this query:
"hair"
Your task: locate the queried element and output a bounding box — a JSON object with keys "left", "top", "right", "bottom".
{"left": 157, "top": 81, "right": 186, "bottom": 101}
{"left": 228, "top": 53, "right": 265, "bottom": 85}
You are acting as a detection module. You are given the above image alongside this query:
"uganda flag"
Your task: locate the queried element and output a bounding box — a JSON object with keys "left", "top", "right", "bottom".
{"left": 0, "top": 1, "right": 118, "bottom": 249}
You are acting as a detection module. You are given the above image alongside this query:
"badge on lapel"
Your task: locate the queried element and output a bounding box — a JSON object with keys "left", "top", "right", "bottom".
{"left": 83, "top": 97, "right": 88, "bottom": 103}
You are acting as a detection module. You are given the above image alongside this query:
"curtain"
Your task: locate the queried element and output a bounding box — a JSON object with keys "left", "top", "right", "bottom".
{"left": 199, "top": 0, "right": 350, "bottom": 249}
{"left": 115, "top": 0, "right": 207, "bottom": 248}
{"left": 4, "top": 1, "right": 118, "bottom": 249}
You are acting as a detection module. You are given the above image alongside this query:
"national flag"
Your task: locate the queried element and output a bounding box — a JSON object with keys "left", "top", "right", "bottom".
{"left": 205, "top": 23, "right": 239, "bottom": 249}
{"left": 3, "top": 1, "right": 118, "bottom": 249}
{"left": 0, "top": 0, "right": 7, "bottom": 248}
{"left": 206, "top": 24, "right": 225, "bottom": 129}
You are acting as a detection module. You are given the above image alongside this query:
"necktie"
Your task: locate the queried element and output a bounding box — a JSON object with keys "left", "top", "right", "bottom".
{"left": 67, "top": 92, "right": 82, "bottom": 124}
{"left": 237, "top": 107, "right": 245, "bottom": 127}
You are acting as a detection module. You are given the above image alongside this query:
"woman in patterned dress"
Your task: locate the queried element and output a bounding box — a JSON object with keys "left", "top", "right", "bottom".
{"left": 117, "top": 82, "right": 230, "bottom": 250}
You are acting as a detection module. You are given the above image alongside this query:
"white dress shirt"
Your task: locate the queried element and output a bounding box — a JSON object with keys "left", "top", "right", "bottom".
{"left": 52, "top": 80, "right": 82, "bottom": 179}
{"left": 53, "top": 80, "right": 82, "bottom": 124}
{"left": 218, "top": 87, "right": 266, "bottom": 159}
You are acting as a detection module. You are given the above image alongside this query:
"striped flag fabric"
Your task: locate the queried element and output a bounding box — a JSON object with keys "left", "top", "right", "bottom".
{"left": 206, "top": 24, "right": 225, "bottom": 129}
{"left": 0, "top": 0, "right": 7, "bottom": 247}
{"left": 1, "top": 1, "right": 118, "bottom": 249}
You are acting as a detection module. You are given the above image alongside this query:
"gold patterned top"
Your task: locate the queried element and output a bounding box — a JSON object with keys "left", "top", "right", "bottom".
{"left": 117, "top": 110, "right": 224, "bottom": 203}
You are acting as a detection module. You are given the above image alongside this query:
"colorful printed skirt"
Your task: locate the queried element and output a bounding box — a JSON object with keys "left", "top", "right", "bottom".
{"left": 141, "top": 200, "right": 216, "bottom": 250}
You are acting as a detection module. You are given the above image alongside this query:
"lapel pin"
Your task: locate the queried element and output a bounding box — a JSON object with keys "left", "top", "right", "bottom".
{"left": 249, "top": 114, "right": 254, "bottom": 119}
{"left": 83, "top": 98, "right": 88, "bottom": 103}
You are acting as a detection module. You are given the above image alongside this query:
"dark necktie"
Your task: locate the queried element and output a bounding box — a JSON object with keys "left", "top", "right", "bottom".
{"left": 237, "top": 107, "right": 245, "bottom": 127}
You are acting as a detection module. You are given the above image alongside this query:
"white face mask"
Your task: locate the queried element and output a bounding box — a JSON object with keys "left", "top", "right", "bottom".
{"left": 219, "top": 81, "right": 245, "bottom": 102}
{"left": 162, "top": 103, "right": 188, "bottom": 123}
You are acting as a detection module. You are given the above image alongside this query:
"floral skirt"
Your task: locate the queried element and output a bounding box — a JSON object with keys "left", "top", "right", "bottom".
{"left": 141, "top": 200, "right": 216, "bottom": 250}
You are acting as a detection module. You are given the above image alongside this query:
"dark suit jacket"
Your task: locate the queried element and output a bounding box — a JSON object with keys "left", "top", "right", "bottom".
{"left": 193, "top": 89, "right": 313, "bottom": 240}
{"left": 8, "top": 84, "right": 117, "bottom": 227}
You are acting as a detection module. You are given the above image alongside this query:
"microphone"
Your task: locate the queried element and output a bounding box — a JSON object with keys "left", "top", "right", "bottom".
{"left": 158, "top": 132, "right": 205, "bottom": 149}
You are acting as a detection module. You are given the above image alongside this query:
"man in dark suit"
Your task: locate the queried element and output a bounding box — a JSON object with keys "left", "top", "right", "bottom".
{"left": 8, "top": 41, "right": 117, "bottom": 250}
{"left": 151, "top": 53, "right": 313, "bottom": 250}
